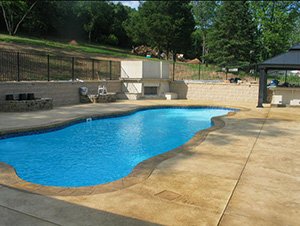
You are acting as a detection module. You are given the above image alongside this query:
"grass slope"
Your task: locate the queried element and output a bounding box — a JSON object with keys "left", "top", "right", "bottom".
{"left": 0, "top": 34, "right": 140, "bottom": 59}
{"left": 0, "top": 34, "right": 264, "bottom": 82}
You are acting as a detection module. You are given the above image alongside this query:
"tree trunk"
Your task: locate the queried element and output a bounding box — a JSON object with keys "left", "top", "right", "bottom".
{"left": 0, "top": 1, "right": 37, "bottom": 36}
{"left": 13, "top": 1, "right": 37, "bottom": 35}
{"left": 88, "top": 30, "right": 92, "bottom": 43}
{"left": 202, "top": 33, "right": 208, "bottom": 67}
{"left": 202, "top": 34, "right": 205, "bottom": 64}
{"left": 0, "top": 2, "right": 12, "bottom": 35}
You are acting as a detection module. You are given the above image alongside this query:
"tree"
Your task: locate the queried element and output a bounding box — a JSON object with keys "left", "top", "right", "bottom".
{"left": 0, "top": 0, "right": 37, "bottom": 36}
{"left": 111, "top": 3, "right": 134, "bottom": 47}
{"left": 76, "top": 1, "right": 113, "bottom": 43}
{"left": 192, "top": 1, "right": 219, "bottom": 63}
{"left": 125, "top": 1, "right": 195, "bottom": 59}
{"left": 186, "top": 29, "right": 202, "bottom": 59}
{"left": 123, "top": 10, "right": 147, "bottom": 46}
{"left": 46, "top": 1, "right": 82, "bottom": 39}
{"left": 19, "top": 1, "right": 74, "bottom": 37}
{"left": 206, "top": 1, "right": 257, "bottom": 68}
{"left": 250, "top": 1, "right": 300, "bottom": 60}
{"left": 290, "top": 16, "right": 300, "bottom": 45}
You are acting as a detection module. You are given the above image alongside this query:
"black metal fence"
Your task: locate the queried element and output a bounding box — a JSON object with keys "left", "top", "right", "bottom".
{"left": 0, "top": 51, "right": 121, "bottom": 81}
{"left": 171, "top": 61, "right": 259, "bottom": 81}
{"left": 0, "top": 51, "right": 261, "bottom": 82}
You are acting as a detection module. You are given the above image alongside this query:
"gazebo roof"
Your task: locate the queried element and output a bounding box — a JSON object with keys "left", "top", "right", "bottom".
{"left": 290, "top": 43, "right": 300, "bottom": 50}
{"left": 259, "top": 43, "right": 300, "bottom": 70}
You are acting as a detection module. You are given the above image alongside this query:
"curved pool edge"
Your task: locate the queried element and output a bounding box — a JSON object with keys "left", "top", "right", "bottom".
{"left": 0, "top": 104, "right": 243, "bottom": 196}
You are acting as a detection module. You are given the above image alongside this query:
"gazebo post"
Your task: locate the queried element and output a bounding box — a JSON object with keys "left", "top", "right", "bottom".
{"left": 263, "top": 69, "right": 268, "bottom": 102}
{"left": 284, "top": 70, "right": 287, "bottom": 83}
{"left": 257, "top": 68, "right": 267, "bottom": 108}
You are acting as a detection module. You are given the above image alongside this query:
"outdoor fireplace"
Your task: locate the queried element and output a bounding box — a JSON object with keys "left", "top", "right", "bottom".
{"left": 144, "top": 86, "right": 158, "bottom": 95}
{"left": 119, "top": 61, "right": 172, "bottom": 100}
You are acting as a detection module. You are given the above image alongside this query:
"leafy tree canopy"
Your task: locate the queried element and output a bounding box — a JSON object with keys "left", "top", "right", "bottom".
{"left": 0, "top": 0, "right": 37, "bottom": 36}
{"left": 125, "top": 0, "right": 195, "bottom": 58}
{"left": 250, "top": 1, "right": 300, "bottom": 60}
{"left": 0, "top": 0, "right": 299, "bottom": 61}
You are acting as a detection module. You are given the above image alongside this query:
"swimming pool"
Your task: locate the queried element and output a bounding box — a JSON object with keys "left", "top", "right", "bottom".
{"left": 0, "top": 107, "right": 234, "bottom": 187}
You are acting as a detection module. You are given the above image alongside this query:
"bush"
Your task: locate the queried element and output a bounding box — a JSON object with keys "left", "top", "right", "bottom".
{"left": 104, "top": 34, "right": 119, "bottom": 46}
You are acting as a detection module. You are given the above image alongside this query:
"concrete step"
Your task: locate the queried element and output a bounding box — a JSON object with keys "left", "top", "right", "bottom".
{"left": 117, "top": 92, "right": 142, "bottom": 100}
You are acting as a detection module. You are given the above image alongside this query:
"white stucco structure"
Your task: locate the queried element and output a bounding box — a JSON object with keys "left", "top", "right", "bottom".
{"left": 121, "top": 61, "right": 169, "bottom": 79}
{"left": 119, "top": 61, "right": 171, "bottom": 100}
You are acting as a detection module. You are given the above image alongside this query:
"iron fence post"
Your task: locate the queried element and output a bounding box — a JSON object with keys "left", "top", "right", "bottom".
{"left": 72, "top": 57, "right": 75, "bottom": 81}
{"left": 172, "top": 61, "right": 175, "bottom": 81}
{"left": 92, "top": 59, "right": 95, "bottom": 80}
{"left": 47, "top": 54, "right": 50, "bottom": 81}
{"left": 109, "top": 60, "right": 112, "bottom": 80}
{"left": 17, "top": 52, "right": 20, "bottom": 81}
{"left": 198, "top": 62, "right": 201, "bottom": 80}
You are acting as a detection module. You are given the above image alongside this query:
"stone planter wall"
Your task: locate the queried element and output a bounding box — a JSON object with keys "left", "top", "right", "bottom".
{"left": 0, "top": 98, "right": 53, "bottom": 112}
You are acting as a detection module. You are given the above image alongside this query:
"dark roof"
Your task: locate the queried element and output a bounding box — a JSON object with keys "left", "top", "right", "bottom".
{"left": 259, "top": 43, "right": 300, "bottom": 70}
{"left": 290, "top": 43, "right": 300, "bottom": 50}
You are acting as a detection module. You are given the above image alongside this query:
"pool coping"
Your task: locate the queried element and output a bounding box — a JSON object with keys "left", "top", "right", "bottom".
{"left": 0, "top": 104, "right": 246, "bottom": 196}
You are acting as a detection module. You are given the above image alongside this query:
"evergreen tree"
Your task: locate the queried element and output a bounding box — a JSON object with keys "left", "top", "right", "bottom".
{"left": 207, "top": 1, "right": 257, "bottom": 68}
{"left": 192, "top": 1, "right": 219, "bottom": 63}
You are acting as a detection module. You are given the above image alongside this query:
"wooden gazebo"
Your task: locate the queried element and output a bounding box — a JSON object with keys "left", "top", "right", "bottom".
{"left": 257, "top": 43, "right": 300, "bottom": 107}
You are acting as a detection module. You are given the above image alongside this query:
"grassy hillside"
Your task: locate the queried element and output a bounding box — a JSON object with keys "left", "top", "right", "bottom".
{"left": 0, "top": 34, "right": 140, "bottom": 59}
{"left": 0, "top": 34, "right": 259, "bottom": 82}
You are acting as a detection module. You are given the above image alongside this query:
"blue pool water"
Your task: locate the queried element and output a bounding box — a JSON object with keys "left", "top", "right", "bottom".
{"left": 0, "top": 107, "right": 234, "bottom": 187}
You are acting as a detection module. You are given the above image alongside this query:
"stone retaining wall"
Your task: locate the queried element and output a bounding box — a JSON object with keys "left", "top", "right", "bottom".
{"left": 0, "top": 80, "right": 259, "bottom": 107}
{"left": 0, "top": 81, "right": 122, "bottom": 106}
{"left": 170, "top": 81, "right": 259, "bottom": 104}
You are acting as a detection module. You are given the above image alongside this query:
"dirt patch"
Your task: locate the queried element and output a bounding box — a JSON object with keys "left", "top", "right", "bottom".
{"left": 186, "top": 58, "right": 201, "bottom": 64}
{"left": 69, "top": 40, "right": 78, "bottom": 45}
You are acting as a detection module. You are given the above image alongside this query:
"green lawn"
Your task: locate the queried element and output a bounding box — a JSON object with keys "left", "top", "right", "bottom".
{"left": 0, "top": 34, "right": 141, "bottom": 59}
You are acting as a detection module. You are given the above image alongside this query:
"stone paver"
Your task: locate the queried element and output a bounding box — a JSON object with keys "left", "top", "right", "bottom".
{"left": 0, "top": 100, "right": 299, "bottom": 225}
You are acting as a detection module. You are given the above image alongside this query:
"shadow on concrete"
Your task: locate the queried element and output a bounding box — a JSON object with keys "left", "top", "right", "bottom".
{"left": 0, "top": 185, "right": 160, "bottom": 226}
{"left": 203, "top": 116, "right": 291, "bottom": 146}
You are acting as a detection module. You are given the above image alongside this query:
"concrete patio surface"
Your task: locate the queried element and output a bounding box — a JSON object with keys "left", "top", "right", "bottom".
{"left": 0, "top": 100, "right": 299, "bottom": 226}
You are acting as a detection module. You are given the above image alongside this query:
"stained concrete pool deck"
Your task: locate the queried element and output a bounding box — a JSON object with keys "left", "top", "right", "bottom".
{"left": 0, "top": 100, "right": 299, "bottom": 226}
